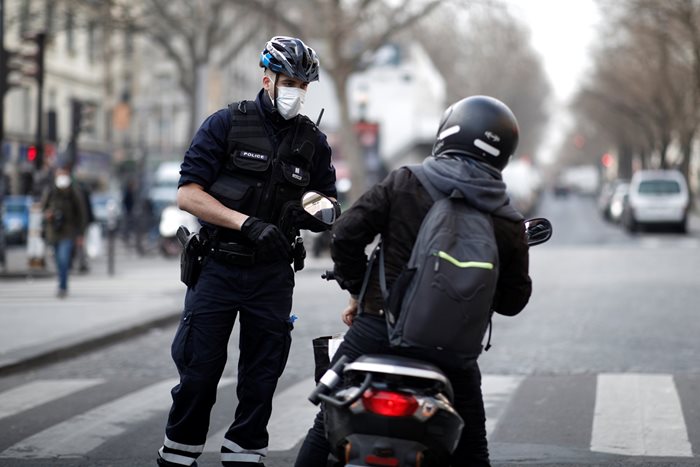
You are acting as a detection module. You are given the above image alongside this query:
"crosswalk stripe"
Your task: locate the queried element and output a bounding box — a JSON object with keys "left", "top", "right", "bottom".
{"left": 0, "top": 378, "right": 179, "bottom": 459}
{"left": 0, "top": 377, "right": 238, "bottom": 459}
{"left": 205, "top": 377, "right": 318, "bottom": 453}
{"left": 590, "top": 373, "right": 693, "bottom": 457}
{"left": 0, "top": 379, "right": 104, "bottom": 420}
{"left": 1, "top": 373, "right": 695, "bottom": 460}
{"left": 482, "top": 374, "right": 524, "bottom": 439}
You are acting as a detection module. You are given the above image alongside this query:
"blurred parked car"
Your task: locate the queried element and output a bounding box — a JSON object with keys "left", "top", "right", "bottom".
{"left": 1, "top": 195, "right": 33, "bottom": 244}
{"left": 148, "top": 161, "right": 180, "bottom": 220}
{"left": 608, "top": 182, "right": 629, "bottom": 224}
{"left": 503, "top": 159, "right": 543, "bottom": 217}
{"left": 561, "top": 165, "right": 600, "bottom": 196}
{"left": 552, "top": 177, "right": 571, "bottom": 198}
{"left": 91, "top": 192, "right": 123, "bottom": 232}
{"left": 623, "top": 170, "right": 689, "bottom": 233}
{"left": 598, "top": 178, "right": 629, "bottom": 221}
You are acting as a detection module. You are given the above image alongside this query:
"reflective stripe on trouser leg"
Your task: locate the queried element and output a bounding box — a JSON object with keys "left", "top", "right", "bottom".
{"left": 221, "top": 416, "right": 267, "bottom": 465}
{"left": 158, "top": 435, "right": 205, "bottom": 465}
{"left": 221, "top": 438, "right": 268, "bottom": 463}
{"left": 221, "top": 438, "right": 267, "bottom": 462}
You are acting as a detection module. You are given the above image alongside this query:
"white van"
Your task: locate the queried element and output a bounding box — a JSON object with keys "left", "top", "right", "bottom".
{"left": 149, "top": 161, "right": 181, "bottom": 210}
{"left": 623, "top": 170, "right": 689, "bottom": 233}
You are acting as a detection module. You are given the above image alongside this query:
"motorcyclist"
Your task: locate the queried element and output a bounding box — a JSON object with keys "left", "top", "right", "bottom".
{"left": 295, "top": 95, "right": 532, "bottom": 467}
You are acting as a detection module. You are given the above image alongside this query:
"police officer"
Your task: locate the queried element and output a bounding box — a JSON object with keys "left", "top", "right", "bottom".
{"left": 157, "top": 36, "right": 338, "bottom": 467}
{"left": 295, "top": 96, "right": 532, "bottom": 466}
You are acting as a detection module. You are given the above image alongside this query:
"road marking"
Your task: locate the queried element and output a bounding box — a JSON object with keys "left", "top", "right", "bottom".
{"left": 0, "top": 378, "right": 179, "bottom": 458}
{"left": 482, "top": 374, "right": 524, "bottom": 438}
{"left": 0, "top": 378, "right": 205, "bottom": 459}
{"left": 590, "top": 373, "right": 692, "bottom": 457}
{"left": 0, "top": 379, "right": 104, "bottom": 420}
{"left": 205, "top": 377, "right": 318, "bottom": 453}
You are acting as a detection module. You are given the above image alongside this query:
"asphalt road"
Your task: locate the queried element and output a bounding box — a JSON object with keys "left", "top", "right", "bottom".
{"left": 1, "top": 192, "right": 699, "bottom": 466}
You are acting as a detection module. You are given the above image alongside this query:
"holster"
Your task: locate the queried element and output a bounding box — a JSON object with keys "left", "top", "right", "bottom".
{"left": 178, "top": 226, "right": 204, "bottom": 287}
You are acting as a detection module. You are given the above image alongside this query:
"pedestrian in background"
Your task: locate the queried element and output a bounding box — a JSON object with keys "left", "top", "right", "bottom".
{"left": 41, "top": 166, "right": 89, "bottom": 298}
{"left": 73, "top": 177, "right": 95, "bottom": 273}
{"left": 157, "top": 36, "right": 338, "bottom": 467}
{"left": 121, "top": 179, "right": 136, "bottom": 245}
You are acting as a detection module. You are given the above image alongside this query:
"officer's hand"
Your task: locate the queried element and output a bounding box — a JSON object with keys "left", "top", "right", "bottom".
{"left": 241, "top": 217, "right": 291, "bottom": 259}
{"left": 290, "top": 204, "right": 329, "bottom": 233}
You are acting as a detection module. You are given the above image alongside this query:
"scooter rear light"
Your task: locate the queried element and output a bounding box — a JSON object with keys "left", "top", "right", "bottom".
{"left": 362, "top": 389, "right": 419, "bottom": 417}
{"left": 365, "top": 454, "right": 400, "bottom": 466}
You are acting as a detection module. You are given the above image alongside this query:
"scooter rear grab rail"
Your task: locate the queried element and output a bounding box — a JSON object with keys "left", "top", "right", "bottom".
{"left": 317, "top": 373, "right": 373, "bottom": 409}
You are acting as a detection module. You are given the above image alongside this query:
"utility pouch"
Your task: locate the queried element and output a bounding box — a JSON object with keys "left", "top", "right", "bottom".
{"left": 178, "top": 226, "right": 204, "bottom": 287}
{"left": 293, "top": 236, "right": 306, "bottom": 272}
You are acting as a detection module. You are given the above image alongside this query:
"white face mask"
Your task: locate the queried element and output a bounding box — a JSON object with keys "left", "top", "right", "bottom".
{"left": 272, "top": 85, "right": 306, "bottom": 120}
{"left": 55, "top": 175, "right": 71, "bottom": 189}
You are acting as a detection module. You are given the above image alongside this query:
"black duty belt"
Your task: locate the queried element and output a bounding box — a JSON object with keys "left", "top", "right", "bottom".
{"left": 209, "top": 242, "right": 256, "bottom": 266}
{"left": 361, "top": 305, "right": 385, "bottom": 317}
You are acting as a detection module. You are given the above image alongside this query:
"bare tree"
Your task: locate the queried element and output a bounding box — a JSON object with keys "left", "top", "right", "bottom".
{"left": 71, "top": 0, "right": 265, "bottom": 137}
{"left": 576, "top": 0, "right": 700, "bottom": 179}
{"left": 232, "top": 0, "right": 454, "bottom": 201}
{"left": 418, "top": 4, "right": 552, "bottom": 161}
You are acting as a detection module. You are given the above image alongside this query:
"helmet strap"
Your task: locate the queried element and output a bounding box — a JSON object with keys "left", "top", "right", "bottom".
{"left": 266, "top": 72, "right": 280, "bottom": 107}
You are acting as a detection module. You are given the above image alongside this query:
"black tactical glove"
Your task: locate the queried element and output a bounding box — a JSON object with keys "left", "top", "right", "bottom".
{"left": 291, "top": 200, "right": 341, "bottom": 232}
{"left": 290, "top": 204, "right": 328, "bottom": 232}
{"left": 241, "top": 217, "right": 291, "bottom": 260}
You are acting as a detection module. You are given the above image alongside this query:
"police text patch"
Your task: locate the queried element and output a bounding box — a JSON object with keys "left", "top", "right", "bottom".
{"left": 237, "top": 150, "right": 269, "bottom": 162}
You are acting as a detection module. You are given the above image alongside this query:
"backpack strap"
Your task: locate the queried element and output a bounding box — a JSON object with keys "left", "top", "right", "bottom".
{"left": 357, "top": 242, "right": 381, "bottom": 316}
{"left": 407, "top": 165, "right": 442, "bottom": 201}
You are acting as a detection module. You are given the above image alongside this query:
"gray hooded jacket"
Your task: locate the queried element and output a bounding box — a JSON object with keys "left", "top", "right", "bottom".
{"left": 331, "top": 155, "right": 531, "bottom": 318}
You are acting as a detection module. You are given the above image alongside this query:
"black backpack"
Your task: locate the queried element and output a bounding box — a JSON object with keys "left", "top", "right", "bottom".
{"left": 364, "top": 165, "right": 499, "bottom": 359}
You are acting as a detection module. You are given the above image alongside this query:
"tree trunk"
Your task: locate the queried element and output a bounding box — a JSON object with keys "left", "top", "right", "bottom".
{"left": 331, "top": 70, "right": 365, "bottom": 204}
{"left": 617, "top": 144, "right": 634, "bottom": 180}
{"left": 679, "top": 132, "right": 694, "bottom": 179}
{"left": 185, "top": 66, "right": 199, "bottom": 138}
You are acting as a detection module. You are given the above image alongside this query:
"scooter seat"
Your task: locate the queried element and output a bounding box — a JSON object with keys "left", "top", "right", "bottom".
{"left": 344, "top": 354, "right": 454, "bottom": 399}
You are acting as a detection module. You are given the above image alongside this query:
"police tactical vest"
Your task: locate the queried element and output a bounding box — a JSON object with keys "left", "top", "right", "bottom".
{"left": 207, "top": 100, "right": 318, "bottom": 238}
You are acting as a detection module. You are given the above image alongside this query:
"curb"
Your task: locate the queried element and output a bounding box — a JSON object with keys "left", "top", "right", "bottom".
{"left": 0, "top": 307, "right": 181, "bottom": 376}
{"left": 0, "top": 269, "right": 54, "bottom": 280}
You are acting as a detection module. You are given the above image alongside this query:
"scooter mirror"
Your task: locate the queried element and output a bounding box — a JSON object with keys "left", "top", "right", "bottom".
{"left": 524, "top": 218, "right": 553, "bottom": 246}
{"left": 302, "top": 191, "right": 337, "bottom": 226}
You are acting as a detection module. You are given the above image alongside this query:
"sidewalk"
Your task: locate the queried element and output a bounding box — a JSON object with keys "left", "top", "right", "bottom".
{"left": 0, "top": 245, "right": 187, "bottom": 374}
{"left": 0, "top": 243, "right": 332, "bottom": 375}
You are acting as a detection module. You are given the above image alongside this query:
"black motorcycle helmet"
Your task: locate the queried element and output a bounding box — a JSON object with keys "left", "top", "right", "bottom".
{"left": 432, "top": 95, "right": 519, "bottom": 171}
{"left": 259, "top": 36, "right": 320, "bottom": 82}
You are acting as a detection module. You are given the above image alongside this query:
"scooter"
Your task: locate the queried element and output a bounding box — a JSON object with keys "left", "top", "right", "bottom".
{"left": 309, "top": 218, "right": 553, "bottom": 467}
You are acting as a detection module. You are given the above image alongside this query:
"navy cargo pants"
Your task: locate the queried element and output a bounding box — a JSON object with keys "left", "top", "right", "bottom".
{"left": 158, "top": 256, "right": 294, "bottom": 466}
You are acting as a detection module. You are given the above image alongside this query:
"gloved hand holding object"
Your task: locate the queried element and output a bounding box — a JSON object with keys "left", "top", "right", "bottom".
{"left": 241, "top": 216, "right": 291, "bottom": 259}
{"left": 290, "top": 198, "right": 341, "bottom": 232}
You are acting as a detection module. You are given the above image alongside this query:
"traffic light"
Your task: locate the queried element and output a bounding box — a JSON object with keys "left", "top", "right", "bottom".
{"left": 601, "top": 153, "right": 614, "bottom": 168}
{"left": 71, "top": 99, "right": 97, "bottom": 137}
{"left": 27, "top": 146, "right": 37, "bottom": 162}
